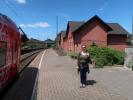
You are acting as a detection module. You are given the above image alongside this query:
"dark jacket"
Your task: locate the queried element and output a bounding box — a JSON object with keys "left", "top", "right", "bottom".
{"left": 77, "top": 51, "right": 92, "bottom": 73}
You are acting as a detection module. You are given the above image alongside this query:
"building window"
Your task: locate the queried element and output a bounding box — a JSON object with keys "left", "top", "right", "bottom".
{"left": 0, "top": 41, "right": 7, "bottom": 67}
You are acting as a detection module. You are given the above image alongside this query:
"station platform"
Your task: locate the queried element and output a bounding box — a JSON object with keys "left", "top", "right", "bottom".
{"left": 2, "top": 49, "right": 126, "bottom": 100}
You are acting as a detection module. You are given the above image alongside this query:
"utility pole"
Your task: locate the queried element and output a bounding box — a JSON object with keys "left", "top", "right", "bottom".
{"left": 56, "top": 16, "right": 59, "bottom": 47}
{"left": 56, "top": 16, "right": 58, "bottom": 35}
{"left": 132, "top": 16, "right": 133, "bottom": 40}
{"left": 131, "top": 16, "right": 133, "bottom": 46}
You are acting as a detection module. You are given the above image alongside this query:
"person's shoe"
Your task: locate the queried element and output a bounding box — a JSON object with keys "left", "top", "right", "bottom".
{"left": 82, "top": 84, "right": 86, "bottom": 88}
{"left": 80, "top": 84, "right": 83, "bottom": 88}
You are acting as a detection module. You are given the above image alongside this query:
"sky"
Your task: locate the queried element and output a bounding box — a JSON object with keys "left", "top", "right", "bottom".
{"left": 0, "top": 0, "right": 133, "bottom": 41}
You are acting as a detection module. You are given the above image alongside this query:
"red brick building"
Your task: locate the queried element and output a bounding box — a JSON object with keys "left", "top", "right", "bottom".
{"left": 59, "top": 15, "right": 129, "bottom": 52}
{"left": 62, "top": 21, "right": 85, "bottom": 51}
{"left": 58, "top": 31, "right": 66, "bottom": 49}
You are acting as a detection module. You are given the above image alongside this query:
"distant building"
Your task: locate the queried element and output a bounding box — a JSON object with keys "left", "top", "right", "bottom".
{"left": 126, "top": 34, "right": 132, "bottom": 46}
{"left": 57, "top": 31, "right": 66, "bottom": 49}
{"left": 45, "top": 39, "right": 55, "bottom": 48}
{"left": 58, "top": 15, "right": 129, "bottom": 52}
{"left": 22, "top": 38, "right": 45, "bottom": 49}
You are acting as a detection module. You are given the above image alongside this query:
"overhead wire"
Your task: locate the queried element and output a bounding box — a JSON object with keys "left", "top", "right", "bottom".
{"left": 1, "top": 0, "right": 44, "bottom": 39}
{"left": 1, "top": 0, "right": 28, "bottom": 35}
{"left": 2, "top": 0, "right": 24, "bottom": 23}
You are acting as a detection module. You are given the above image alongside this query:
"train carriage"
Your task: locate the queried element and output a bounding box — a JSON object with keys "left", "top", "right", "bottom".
{"left": 0, "top": 13, "right": 21, "bottom": 91}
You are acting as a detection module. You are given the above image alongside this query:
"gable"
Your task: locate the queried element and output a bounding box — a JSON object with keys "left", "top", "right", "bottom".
{"left": 73, "top": 15, "right": 112, "bottom": 34}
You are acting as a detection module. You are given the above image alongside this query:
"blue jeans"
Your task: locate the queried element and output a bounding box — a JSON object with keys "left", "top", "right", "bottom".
{"left": 80, "top": 68, "right": 87, "bottom": 84}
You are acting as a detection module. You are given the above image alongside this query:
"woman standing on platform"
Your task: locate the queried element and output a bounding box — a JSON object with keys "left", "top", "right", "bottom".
{"left": 77, "top": 45, "right": 91, "bottom": 88}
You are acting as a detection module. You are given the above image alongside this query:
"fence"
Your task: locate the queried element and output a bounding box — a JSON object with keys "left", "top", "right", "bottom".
{"left": 124, "top": 48, "right": 133, "bottom": 67}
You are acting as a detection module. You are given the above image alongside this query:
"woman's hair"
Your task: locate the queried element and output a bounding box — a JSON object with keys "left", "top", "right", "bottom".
{"left": 81, "top": 45, "right": 86, "bottom": 48}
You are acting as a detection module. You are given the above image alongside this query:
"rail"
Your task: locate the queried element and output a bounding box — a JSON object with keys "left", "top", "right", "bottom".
{"left": 19, "top": 49, "right": 44, "bottom": 72}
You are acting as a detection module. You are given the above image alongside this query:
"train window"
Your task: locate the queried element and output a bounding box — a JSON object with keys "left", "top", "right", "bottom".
{"left": 0, "top": 41, "right": 7, "bottom": 67}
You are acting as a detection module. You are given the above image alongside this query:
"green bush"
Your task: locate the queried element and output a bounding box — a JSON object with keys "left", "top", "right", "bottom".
{"left": 86, "top": 47, "right": 125, "bottom": 68}
{"left": 67, "top": 52, "right": 78, "bottom": 59}
{"left": 90, "top": 42, "right": 97, "bottom": 47}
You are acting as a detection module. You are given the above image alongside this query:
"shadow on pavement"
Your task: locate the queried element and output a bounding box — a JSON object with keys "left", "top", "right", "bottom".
{"left": 2, "top": 66, "right": 39, "bottom": 100}
{"left": 86, "top": 80, "right": 97, "bottom": 86}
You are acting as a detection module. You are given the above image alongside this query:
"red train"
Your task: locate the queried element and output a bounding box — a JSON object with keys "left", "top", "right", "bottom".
{"left": 0, "top": 13, "right": 21, "bottom": 91}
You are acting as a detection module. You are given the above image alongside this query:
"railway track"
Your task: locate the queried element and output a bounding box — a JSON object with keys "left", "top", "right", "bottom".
{"left": 19, "top": 49, "right": 43, "bottom": 72}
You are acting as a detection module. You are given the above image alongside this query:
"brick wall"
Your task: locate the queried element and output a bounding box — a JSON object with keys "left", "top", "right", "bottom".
{"left": 74, "top": 20, "right": 108, "bottom": 51}
{"left": 107, "top": 35, "right": 127, "bottom": 51}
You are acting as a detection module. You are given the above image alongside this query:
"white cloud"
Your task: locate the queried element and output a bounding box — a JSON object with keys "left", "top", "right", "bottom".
{"left": 19, "top": 22, "right": 50, "bottom": 28}
{"left": 98, "top": 1, "right": 108, "bottom": 11}
{"left": 16, "top": 0, "right": 26, "bottom": 4}
{"left": 58, "top": 13, "right": 71, "bottom": 21}
{"left": 35, "top": 22, "right": 50, "bottom": 27}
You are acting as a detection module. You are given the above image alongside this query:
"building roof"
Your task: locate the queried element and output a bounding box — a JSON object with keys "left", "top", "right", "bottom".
{"left": 63, "top": 21, "right": 85, "bottom": 39}
{"left": 27, "top": 38, "right": 44, "bottom": 43}
{"left": 62, "top": 15, "right": 129, "bottom": 39}
{"left": 45, "top": 39, "right": 54, "bottom": 44}
{"left": 56, "top": 31, "right": 66, "bottom": 41}
{"left": 73, "top": 15, "right": 113, "bottom": 33}
{"left": 60, "top": 31, "right": 66, "bottom": 38}
{"left": 107, "top": 23, "right": 129, "bottom": 35}
{"left": 68, "top": 21, "right": 85, "bottom": 32}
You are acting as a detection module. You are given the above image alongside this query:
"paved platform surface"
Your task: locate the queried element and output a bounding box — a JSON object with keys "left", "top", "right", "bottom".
{"left": 2, "top": 49, "right": 130, "bottom": 100}
{"left": 37, "top": 49, "right": 127, "bottom": 100}
{"left": 91, "top": 67, "right": 133, "bottom": 100}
